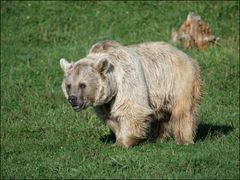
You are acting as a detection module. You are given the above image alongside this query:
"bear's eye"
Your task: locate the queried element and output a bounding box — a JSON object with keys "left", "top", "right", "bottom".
{"left": 66, "top": 84, "right": 71, "bottom": 90}
{"left": 79, "top": 83, "right": 86, "bottom": 89}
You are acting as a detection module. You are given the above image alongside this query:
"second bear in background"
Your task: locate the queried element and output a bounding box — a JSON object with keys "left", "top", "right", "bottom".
{"left": 171, "top": 12, "right": 219, "bottom": 50}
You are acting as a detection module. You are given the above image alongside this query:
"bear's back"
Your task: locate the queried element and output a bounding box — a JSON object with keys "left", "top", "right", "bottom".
{"left": 128, "top": 42, "right": 198, "bottom": 111}
{"left": 88, "top": 41, "right": 199, "bottom": 112}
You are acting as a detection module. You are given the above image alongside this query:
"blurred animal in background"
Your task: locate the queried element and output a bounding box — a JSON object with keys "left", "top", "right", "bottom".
{"left": 171, "top": 12, "right": 219, "bottom": 50}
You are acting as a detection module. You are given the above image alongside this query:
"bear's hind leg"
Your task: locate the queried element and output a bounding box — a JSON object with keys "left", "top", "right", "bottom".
{"left": 149, "top": 112, "right": 171, "bottom": 142}
{"left": 171, "top": 106, "right": 196, "bottom": 145}
{"left": 149, "top": 119, "right": 170, "bottom": 142}
{"left": 156, "top": 112, "right": 171, "bottom": 141}
{"left": 158, "top": 120, "right": 171, "bottom": 142}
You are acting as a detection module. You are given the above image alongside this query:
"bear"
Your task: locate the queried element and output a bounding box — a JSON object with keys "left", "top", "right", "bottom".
{"left": 171, "top": 12, "right": 219, "bottom": 50}
{"left": 60, "top": 40, "right": 203, "bottom": 148}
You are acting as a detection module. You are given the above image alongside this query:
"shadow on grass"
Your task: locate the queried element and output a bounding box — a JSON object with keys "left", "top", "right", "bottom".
{"left": 99, "top": 131, "right": 116, "bottom": 144}
{"left": 99, "top": 123, "right": 234, "bottom": 144}
{"left": 196, "top": 123, "right": 234, "bottom": 141}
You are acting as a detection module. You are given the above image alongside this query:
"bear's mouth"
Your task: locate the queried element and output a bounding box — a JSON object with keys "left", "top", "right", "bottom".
{"left": 71, "top": 101, "right": 85, "bottom": 112}
{"left": 68, "top": 96, "right": 85, "bottom": 112}
{"left": 72, "top": 105, "right": 80, "bottom": 112}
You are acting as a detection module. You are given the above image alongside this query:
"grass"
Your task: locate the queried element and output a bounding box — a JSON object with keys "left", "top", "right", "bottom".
{"left": 1, "top": 1, "right": 239, "bottom": 179}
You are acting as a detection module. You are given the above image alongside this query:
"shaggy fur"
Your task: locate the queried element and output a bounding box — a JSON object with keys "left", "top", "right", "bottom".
{"left": 60, "top": 40, "right": 203, "bottom": 148}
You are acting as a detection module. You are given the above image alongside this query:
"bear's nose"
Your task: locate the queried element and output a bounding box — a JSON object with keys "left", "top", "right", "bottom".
{"left": 68, "top": 96, "right": 78, "bottom": 106}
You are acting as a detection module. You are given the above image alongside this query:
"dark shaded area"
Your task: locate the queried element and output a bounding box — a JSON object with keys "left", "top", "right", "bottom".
{"left": 99, "top": 130, "right": 116, "bottom": 144}
{"left": 196, "top": 123, "right": 234, "bottom": 141}
{"left": 100, "top": 123, "right": 235, "bottom": 144}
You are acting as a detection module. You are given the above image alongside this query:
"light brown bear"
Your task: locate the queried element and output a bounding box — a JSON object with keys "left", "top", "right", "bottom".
{"left": 60, "top": 40, "right": 202, "bottom": 148}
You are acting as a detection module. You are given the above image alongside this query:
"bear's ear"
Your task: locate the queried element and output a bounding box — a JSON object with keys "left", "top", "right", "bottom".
{"left": 60, "top": 58, "right": 72, "bottom": 72}
{"left": 95, "top": 59, "right": 113, "bottom": 74}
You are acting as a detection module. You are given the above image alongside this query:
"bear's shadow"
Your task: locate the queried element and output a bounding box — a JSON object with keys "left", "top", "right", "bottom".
{"left": 100, "top": 131, "right": 116, "bottom": 144}
{"left": 99, "top": 123, "right": 234, "bottom": 144}
{"left": 195, "top": 123, "right": 234, "bottom": 141}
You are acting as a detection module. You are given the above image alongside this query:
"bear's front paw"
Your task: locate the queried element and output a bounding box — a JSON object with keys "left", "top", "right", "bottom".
{"left": 111, "top": 137, "right": 141, "bottom": 148}
{"left": 111, "top": 139, "right": 134, "bottom": 148}
{"left": 111, "top": 142, "right": 121, "bottom": 148}
{"left": 111, "top": 140, "right": 129, "bottom": 148}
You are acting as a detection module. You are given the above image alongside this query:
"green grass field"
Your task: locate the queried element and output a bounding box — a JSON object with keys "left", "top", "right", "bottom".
{"left": 1, "top": 1, "right": 239, "bottom": 179}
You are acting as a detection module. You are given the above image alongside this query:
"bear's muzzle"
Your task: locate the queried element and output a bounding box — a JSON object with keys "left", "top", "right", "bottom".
{"left": 68, "top": 96, "right": 84, "bottom": 111}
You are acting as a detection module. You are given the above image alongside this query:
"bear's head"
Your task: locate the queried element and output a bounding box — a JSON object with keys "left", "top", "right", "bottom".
{"left": 60, "top": 57, "right": 116, "bottom": 112}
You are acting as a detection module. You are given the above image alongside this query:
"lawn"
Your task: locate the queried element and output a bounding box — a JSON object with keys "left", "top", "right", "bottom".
{"left": 1, "top": 1, "right": 239, "bottom": 179}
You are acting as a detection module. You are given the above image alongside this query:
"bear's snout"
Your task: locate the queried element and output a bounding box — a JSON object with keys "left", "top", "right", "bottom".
{"left": 68, "top": 96, "right": 78, "bottom": 106}
{"left": 68, "top": 96, "right": 85, "bottom": 111}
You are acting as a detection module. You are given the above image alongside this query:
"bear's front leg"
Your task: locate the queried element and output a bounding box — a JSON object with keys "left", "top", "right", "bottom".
{"left": 106, "top": 119, "right": 120, "bottom": 138}
{"left": 106, "top": 120, "right": 134, "bottom": 147}
{"left": 113, "top": 116, "right": 150, "bottom": 148}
